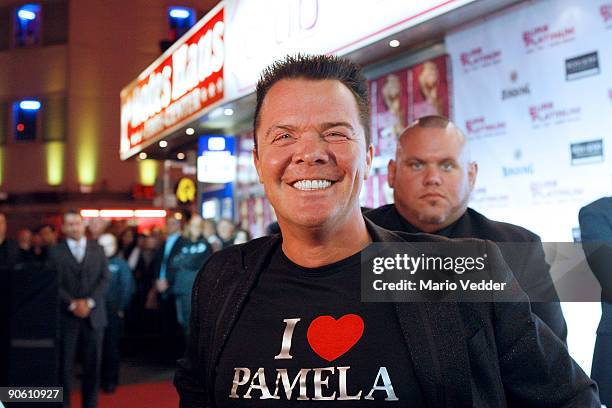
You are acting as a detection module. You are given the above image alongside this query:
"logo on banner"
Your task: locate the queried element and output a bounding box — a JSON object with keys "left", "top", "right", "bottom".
{"left": 570, "top": 140, "right": 604, "bottom": 165}
{"left": 459, "top": 47, "right": 502, "bottom": 72}
{"left": 529, "top": 102, "right": 581, "bottom": 128}
{"left": 601, "top": 3, "right": 612, "bottom": 28}
{"left": 464, "top": 117, "right": 506, "bottom": 139}
{"left": 565, "top": 52, "right": 600, "bottom": 81}
{"left": 522, "top": 24, "right": 575, "bottom": 53}
{"left": 501, "top": 71, "right": 530, "bottom": 100}
{"left": 471, "top": 187, "right": 510, "bottom": 208}
{"left": 530, "top": 180, "right": 584, "bottom": 203}
{"left": 502, "top": 149, "right": 534, "bottom": 177}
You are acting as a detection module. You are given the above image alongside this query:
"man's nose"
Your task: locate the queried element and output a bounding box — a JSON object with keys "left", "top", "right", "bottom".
{"left": 293, "top": 133, "right": 330, "bottom": 165}
{"left": 423, "top": 165, "right": 442, "bottom": 186}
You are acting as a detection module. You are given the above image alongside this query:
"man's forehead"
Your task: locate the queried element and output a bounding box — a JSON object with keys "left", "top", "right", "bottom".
{"left": 399, "top": 127, "right": 465, "bottom": 156}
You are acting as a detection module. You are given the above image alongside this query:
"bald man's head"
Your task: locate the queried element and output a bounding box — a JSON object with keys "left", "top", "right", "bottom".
{"left": 388, "top": 116, "right": 478, "bottom": 233}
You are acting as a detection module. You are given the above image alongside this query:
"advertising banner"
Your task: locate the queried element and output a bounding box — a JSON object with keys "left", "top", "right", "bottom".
{"left": 446, "top": 0, "right": 612, "bottom": 242}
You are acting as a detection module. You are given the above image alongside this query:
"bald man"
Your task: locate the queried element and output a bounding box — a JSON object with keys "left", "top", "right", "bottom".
{"left": 365, "top": 115, "right": 567, "bottom": 342}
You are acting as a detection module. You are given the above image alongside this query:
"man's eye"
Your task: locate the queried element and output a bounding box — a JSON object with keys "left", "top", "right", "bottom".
{"left": 273, "top": 133, "right": 293, "bottom": 143}
{"left": 324, "top": 132, "right": 349, "bottom": 141}
{"left": 410, "top": 162, "right": 424, "bottom": 170}
{"left": 440, "top": 162, "right": 454, "bottom": 171}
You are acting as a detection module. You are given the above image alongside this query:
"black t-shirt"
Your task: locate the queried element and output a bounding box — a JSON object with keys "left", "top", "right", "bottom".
{"left": 214, "top": 245, "right": 426, "bottom": 406}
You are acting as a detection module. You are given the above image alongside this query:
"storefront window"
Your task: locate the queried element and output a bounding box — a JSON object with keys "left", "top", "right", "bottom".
{"left": 15, "top": 3, "right": 41, "bottom": 47}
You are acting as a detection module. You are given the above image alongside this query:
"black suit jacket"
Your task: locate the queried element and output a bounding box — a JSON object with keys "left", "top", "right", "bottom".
{"left": 174, "top": 218, "right": 598, "bottom": 407}
{"left": 365, "top": 205, "right": 568, "bottom": 342}
{"left": 48, "top": 240, "right": 110, "bottom": 329}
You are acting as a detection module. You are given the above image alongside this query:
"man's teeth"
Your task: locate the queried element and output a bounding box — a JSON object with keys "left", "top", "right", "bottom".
{"left": 293, "top": 180, "right": 333, "bottom": 190}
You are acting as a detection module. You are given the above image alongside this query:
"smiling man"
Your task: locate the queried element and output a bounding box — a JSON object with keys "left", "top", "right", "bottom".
{"left": 174, "top": 55, "right": 599, "bottom": 407}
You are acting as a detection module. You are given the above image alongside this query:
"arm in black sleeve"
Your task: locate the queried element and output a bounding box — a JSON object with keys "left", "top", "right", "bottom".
{"left": 579, "top": 205, "right": 612, "bottom": 298}
{"left": 519, "top": 237, "right": 568, "bottom": 342}
{"left": 486, "top": 241, "right": 600, "bottom": 406}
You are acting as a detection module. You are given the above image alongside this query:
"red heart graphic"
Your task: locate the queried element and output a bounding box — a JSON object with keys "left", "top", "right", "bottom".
{"left": 307, "top": 314, "right": 364, "bottom": 362}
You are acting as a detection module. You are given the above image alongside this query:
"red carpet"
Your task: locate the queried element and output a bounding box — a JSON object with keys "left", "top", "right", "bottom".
{"left": 71, "top": 381, "right": 178, "bottom": 407}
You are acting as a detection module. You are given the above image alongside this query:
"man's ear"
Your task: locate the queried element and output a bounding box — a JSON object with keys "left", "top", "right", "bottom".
{"left": 364, "top": 144, "right": 373, "bottom": 180}
{"left": 253, "top": 148, "right": 263, "bottom": 184}
{"left": 468, "top": 161, "right": 478, "bottom": 190}
{"left": 387, "top": 159, "right": 396, "bottom": 188}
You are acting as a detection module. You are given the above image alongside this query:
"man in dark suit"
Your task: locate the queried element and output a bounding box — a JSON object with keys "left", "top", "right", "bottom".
{"left": 175, "top": 54, "right": 598, "bottom": 406}
{"left": 48, "top": 211, "right": 110, "bottom": 408}
{"left": 153, "top": 215, "right": 186, "bottom": 355}
{"left": 365, "top": 115, "right": 567, "bottom": 342}
{"left": 580, "top": 196, "right": 612, "bottom": 406}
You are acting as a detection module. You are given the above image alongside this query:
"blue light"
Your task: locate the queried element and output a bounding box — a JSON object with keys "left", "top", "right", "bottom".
{"left": 19, "top": 100, "right": 41, "bottom": 110}
{"left": 17, "top": 9, "right": 36, "bottom": 20}
{"left": 169, "top": 8, "right": 191, "bottom": 19}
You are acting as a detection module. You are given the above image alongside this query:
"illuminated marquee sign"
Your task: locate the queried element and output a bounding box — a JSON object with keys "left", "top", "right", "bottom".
{"left": 120, "top": 4, "right": 224, "bottom": 160}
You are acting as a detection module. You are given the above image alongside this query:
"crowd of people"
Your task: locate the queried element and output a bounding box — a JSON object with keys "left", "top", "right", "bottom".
{"left": 0, "top": 211, "right": 253, "bottom": 407}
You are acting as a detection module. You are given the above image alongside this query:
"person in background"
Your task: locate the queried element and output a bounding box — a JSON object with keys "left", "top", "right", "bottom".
{"left": 171, "top": 215, "right": 212, "bottom": 337}
{"left": 232, "top": 228, "right": 251, "bottom": 245}
{"left": 579, "top": 196, "right": 612, "bottom": 406}
{"left": 31, "top": 223, "right": 59, "bottom": 260}
{"left": 98, "top": 233, "right": 134, "bottom": 394}
{"left": 30, "top": 229, "right": 45, "bottom": 259}
{"left": 117, "top": 226, "right": 139, "bottom": 271}
{"left": 365, "top": 115, "right": 567, "bottom": 342}
{"left": 16, "top": 228, "right": 33, "bottom": 257}
{"left": 202, "top": 219, "right": 222, "bottom": 252}
{"left": 39, "top": 224, "right": 58, "bottom": 248}
{"left": 216, "top": 218, "right": 236, "bottom": 249}
{"left": 87, "top": 218, "right": 109, "bottom": 241}
{"left": 48, "top": 210, "right": 110, "bottom": 408}
{"left": 125, "top": 233, "right": 159, "bottom": 338}
{"left": 153, "top": 215, "right": 186, "bottom": 351}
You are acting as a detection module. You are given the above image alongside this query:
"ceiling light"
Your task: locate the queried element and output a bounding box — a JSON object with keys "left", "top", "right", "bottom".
{"left": 177, "top": 152, "right": 185, "bottom": 160}
{"left": 139, "top": 152, "right": 147, "bottom": 160}
{"left": 389, "top": 39, "right": 400, "bottom": 48}
{"left": 186, "top": 128, "right": 195, "bottom": 135}
{"left": 224, "top": 108, "right": 234, "bottom": 116}
{"left": 159, "top": 140, "right": 168, "bottom": 148}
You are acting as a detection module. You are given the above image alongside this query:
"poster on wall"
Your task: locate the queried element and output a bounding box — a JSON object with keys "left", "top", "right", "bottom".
{"left": 446, "top": 0, "right": 612, "bottom": 241}
{"left": 370, "top": 68, "right": 409, "bottom": 159}
{"left": 408, "top": 55, "right": 451, "bottom": 122}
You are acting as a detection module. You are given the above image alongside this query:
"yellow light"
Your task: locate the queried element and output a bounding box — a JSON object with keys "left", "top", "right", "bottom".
{"left": 46, "top": 141, "right": 65, "bottom": 186}
{"left": 138, "top": 159, "right": 158, "bottom": 186}
{"left": 76, "top": 111, "right": 98, "bottom": 185}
